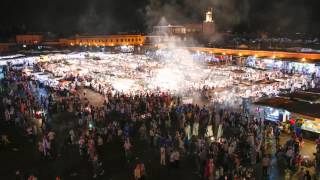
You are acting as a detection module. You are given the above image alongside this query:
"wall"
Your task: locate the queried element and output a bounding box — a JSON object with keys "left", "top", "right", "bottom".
{"left": 16, "top": 35, "right": 44, "bottom": 45}
{"left": 61, "top": 35, "right": 145, "bottom": 47}
{"left": 0, "top": 43, "right": 13, "bottom": 53}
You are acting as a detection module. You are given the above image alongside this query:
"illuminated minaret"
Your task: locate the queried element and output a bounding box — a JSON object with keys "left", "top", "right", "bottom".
{"left": 204, "top": 8, "right": 214, "bottom": 23}
{"left": 203, "top": 8, "right": 215, "bottom": 38}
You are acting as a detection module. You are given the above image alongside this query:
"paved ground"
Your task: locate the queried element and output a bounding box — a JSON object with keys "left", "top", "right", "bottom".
{"left": 280, "top": 135, "right": 317, "bottom": 159}
{"left": 77, "top": 89, "right": 105, "bottom": 107}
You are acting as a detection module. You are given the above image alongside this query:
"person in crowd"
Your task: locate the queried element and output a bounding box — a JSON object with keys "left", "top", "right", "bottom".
{"left": 304, "top": 170, "right": 312, "bottom": 180}
{"left": 160, "top": 146, "right": 166, "bottom": 166}
{"left": 262, "top": 155, "right": 271, "bottom": 177}
{"left": 124, "top": 137, "right": 132, "bottom": 161}
{"left": 92, "top": 154, "right": 104, "bottom": 178}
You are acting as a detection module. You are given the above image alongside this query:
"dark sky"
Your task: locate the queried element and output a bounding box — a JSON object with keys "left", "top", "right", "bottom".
{"left": 0, "top": 0, "right": 319, "bottom": 38}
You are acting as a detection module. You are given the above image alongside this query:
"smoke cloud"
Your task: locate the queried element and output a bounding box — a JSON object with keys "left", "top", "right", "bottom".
{"left": 0, "top": 0, "right": 319, "bottom": 38}
{"left": 144, "top": 0, "right": 252, "bottom": 32}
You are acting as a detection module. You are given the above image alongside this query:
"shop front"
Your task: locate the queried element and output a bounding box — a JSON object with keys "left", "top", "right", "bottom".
{"left": 255, "top": 105, "right": 290, "bottom": 123}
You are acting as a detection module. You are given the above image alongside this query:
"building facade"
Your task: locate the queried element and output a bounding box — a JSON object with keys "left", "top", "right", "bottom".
{"left": 0, "top": 44, "right": 10, "bottom": 53}
{"left": 0, "top": 43, "right": 16, "bottom": 53}
{"left": 151, "top": 8, "right": 215, "bottom": 43}
{"left": 63, "top": 34, "right": 146, "bottom": 47}
{"left": 16, "top": 35, "right": 44, "bottom": 45}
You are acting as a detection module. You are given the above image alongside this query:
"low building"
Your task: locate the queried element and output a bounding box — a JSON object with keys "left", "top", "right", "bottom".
{"left": 151, "top": 8, "right": 215, "bottom": 43}
{"left": 16, "top": 35, "right": 44, "bottom": 45}
{"left": 153, "top": 25, "right": 188, "bottom": 36}
{"left": 64, "top": 34, "right": 145, "bottom": 47}
{"left": 0, "top": 43, "right": 10, "bottom": 53}
{"left": 0, "top": 43, "right": 16, "bottom": 53}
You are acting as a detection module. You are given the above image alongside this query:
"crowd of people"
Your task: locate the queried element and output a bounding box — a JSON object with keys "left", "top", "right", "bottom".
{"left": 0, "top": 53, "right": 319, "bottom": 180}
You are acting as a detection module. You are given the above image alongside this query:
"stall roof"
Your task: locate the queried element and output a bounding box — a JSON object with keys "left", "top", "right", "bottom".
{"left": 255, "top": 97, "right": 320, "bottom": 118}
{"left": 281, "top": 91, "right": 320, "bottom": 103}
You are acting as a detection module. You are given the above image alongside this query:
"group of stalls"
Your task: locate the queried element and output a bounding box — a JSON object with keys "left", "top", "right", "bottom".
{"left": 254, "top": 92, "right": 320, "bottom": 138}
{"left": 246, "top": 56, "right": 320, "bottom": 77}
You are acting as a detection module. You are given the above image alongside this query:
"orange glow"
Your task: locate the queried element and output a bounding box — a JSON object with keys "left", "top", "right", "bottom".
{"left": 186, "top": 47, "right": 320, "bottom": 62}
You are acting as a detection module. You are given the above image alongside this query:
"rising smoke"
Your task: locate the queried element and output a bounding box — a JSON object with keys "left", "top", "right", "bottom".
{"left": 144, "top": 0, "right": 252, "bottom": 32}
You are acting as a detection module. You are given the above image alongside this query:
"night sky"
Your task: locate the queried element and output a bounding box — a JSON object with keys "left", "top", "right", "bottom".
{"left": 0, "top": 0, "right": 319, "bottom": 39}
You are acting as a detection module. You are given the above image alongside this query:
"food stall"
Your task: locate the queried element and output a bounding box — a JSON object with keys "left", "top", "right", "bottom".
{"left": 291, "top": 113, "right": 320, "bottom": 137}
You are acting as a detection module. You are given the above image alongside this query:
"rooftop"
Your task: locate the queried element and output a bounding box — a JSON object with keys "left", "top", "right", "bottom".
{"left": 255, "top": 91, "right": 320, "bottom": 118}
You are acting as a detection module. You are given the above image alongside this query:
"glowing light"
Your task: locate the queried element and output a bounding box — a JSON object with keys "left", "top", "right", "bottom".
{"left": 8, "top": 51, "right": 309, "bottom": 107}
{"left": 239, "top": 53, "right": 242, "bottom": 56}
{"left": 89, "top": 122, "right": 94, "bottom": 130}
{"left": 302, "top": 58, "right": 306, "bottom": 62}
{"left": 154, "top": 68, "right": 183, "bottom": 91}
{"left": 272, "top": 55, "right": 276, "bottom": 59}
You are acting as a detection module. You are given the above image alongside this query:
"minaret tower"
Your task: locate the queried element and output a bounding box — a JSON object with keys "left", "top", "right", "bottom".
{"left": 203, "top": 8, "right": 215, "bottom": 38}
{"left": 205, "top": 8, "right": 214, "bottom": 23}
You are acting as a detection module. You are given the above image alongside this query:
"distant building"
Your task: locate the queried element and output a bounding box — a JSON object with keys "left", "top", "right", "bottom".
{"left": 0, "top": 44, "right": 9, "bottom": 53}
{"left": 153, "top": 25, "right": 187, "bottom": 36}
{"left": 16, "top": 35, "right": 44, "bottom": 45}
{"left": 0, "top": 43, "right": 16, "bottom": 53}
{"left": 59, "top": 34, "right": 145, "bottom": 47}
{"left": 202, "top": 8, "right": 215, "bottom": 38}
{"left": 151, "top": 8, "right": 216, "bottom": 43}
